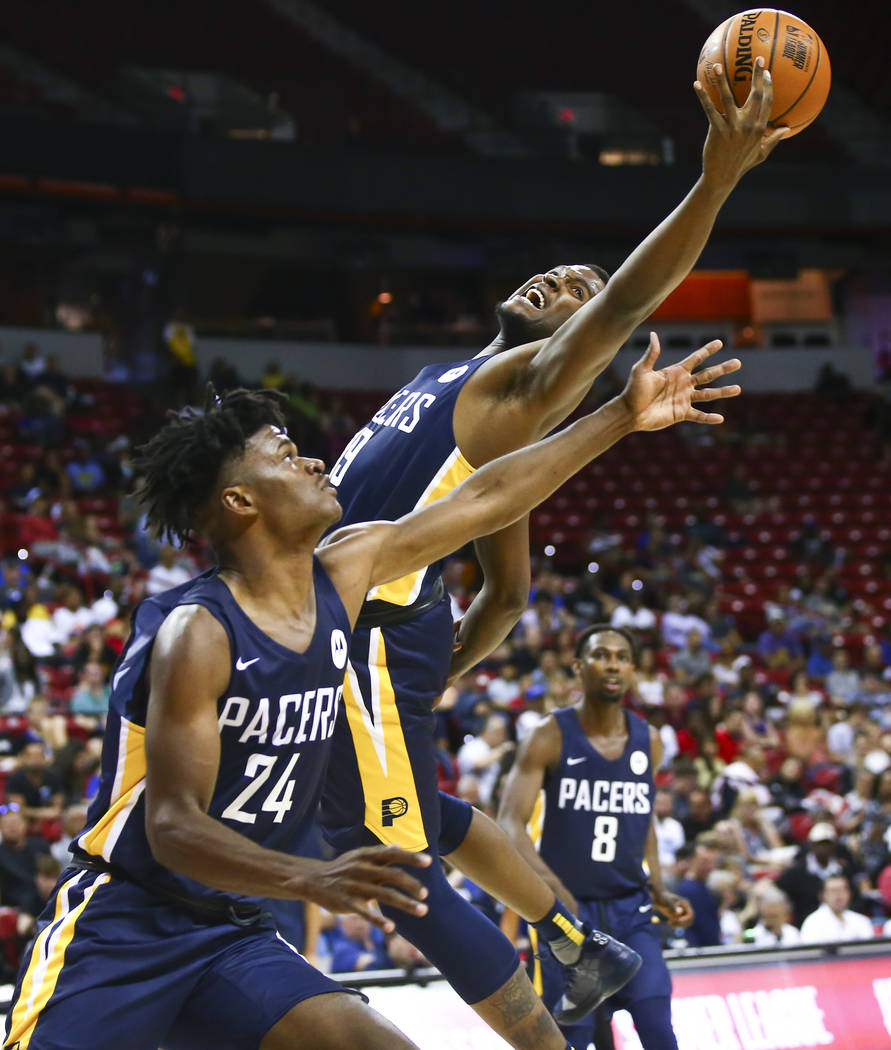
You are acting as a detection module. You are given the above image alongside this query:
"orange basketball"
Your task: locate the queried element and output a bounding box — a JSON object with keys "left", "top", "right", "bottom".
{"left": 697, "top": 9, "right": 831, "bottom": 136}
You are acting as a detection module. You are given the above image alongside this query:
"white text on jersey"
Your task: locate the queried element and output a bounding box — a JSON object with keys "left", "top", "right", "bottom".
{"left": 371, "top": 388, "right": 437, "bottom": 433}
{"left": 218, "top": 688, "right": 342, "bottom": 747}
{"left": 557, "top": 778, "right": 651, "bottom": 815}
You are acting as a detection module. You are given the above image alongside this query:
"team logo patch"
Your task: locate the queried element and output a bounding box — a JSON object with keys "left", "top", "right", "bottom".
{"left": 437, "top": 365, "right": 469, "bottom": 384}
{"left": 381, "top": 796, "right": 409, "bottom": 826}
{"left": 629, "top": 750, "right": 648, "bottom": 776}
{"left": 330, "top": 629, "right": 348, "bottom": 669}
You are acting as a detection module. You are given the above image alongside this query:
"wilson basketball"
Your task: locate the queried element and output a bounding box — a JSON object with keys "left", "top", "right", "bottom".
{"left": 697, "top": 9, "right": 831, "bottom": 136}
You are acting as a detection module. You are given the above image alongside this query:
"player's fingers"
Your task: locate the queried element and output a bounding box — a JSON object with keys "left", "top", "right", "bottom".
{"left": 692, "top": 384, "right": 742, "bottom": 402}
{"left": 745, "top": 56, "right": 768, "bottom": 120}
{"left": 761, "top": 125, "right": 790, "bottom": 157}
{"left": 369, "top": 845, "right": 433, "bottom": 870}
{"left": 693, "top": 79, "right": 724, "bottom": 126}
{"left": 372, "top": 885, "right": 430, "bottom": 916}
{"left": 757, "top": 66, "right": 774, "bottom": 127}
{"left": 678, "top": 339, "right": 723, "bottom": 373}
{"left": 713, "top": 65, "right": 738, "bottom": 124}
{"left": 693, "top": 359, "right": 741, "bottom": 385}
{"left": 687, "top": 408, "right": 725, "bottom": 425}
{"left": 351, "top": 899, "right": 397, "bottom": 933}
{"left": 642, "top": 331, "right": 661, "bottom": 369}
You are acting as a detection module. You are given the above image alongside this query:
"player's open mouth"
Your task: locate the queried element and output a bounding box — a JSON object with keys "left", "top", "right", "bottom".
{"left": 524, "top": 287, "right": 546, "bottom": 310}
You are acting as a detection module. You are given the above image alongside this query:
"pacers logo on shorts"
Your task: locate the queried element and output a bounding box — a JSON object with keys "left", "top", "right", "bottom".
{"left": 381, "top": 796, "right": 409, "bottom": 827}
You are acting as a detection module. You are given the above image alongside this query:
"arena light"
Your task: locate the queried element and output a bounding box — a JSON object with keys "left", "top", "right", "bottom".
{"left": 544, "top": 545, "right": 556, "bottom": 557}
{"left": 587, "top": 561, "right": 599, "bottom": 573}
{"left": 16, "top": 548, "right": 28, "bottom": 561}
{"left": 631, "top": 579, "right": 643, "bottom": 591}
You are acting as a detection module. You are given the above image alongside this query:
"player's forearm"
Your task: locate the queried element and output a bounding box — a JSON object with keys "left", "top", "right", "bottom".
{"left": 447, "top": 587, "right": 527, "bottom": 684}
{"left": 498, "top": 815, "right": 574, "bottom": 903}
{"left": 453, "top": 397, "right": 634, "bottom": 545}
{"left": 594, "top": 176, "right": 730, "bottom": 325}
{"left": 147, "top": 803, "right": 319, "bottom": 900}
{"left": 644, "top": 822, "right": 667, "bottom": 899}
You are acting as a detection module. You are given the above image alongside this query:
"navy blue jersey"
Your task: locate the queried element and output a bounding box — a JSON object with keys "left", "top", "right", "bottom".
{"left": 327, "top": 356, "right": 488, "bottom": 608}
{"left": 73, "top": 562, "right": 350, "bottom": 907}
{"left": 538, "top": 708, "right": 654, "bottom": 900}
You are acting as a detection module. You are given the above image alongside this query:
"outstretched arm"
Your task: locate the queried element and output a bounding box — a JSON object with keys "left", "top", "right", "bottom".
{"left": 458, "top": 59, "right": 784, "bottom": 463}
{"left": 321, "top": 336, "right": 740, "bottom": 608}
{"left": 446, "top": 518, "right": 532, "bottom": 686}
{"left": 144, "top": 604, "right": 430, "bottom": 931}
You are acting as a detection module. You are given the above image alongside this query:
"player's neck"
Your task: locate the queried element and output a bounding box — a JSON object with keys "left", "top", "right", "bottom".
{"left": 475, "top": 332, "right": 511, "bottom": 357}
{"left": 219, "top": 538, "right": 317, "bottom": 618}
{"left": 578, "top": 699, "right": 626, "bottom": 736}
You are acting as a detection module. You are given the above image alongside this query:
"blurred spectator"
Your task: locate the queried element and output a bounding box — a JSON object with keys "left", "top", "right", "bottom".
{"left": 610, "top": 591, "right": 657, "bottom": 633}
{"left": 72, "top": 624, "right": 119, "bottom": 676}
{"left": 65, "top": 442, "right": 106, "bottom": 494}
{"left": 6, "top": 741, "right": 64, "bottom": 822}
{"left": 775, "top": 823, "right": 861, "bottom": 927}
{"left": 70, "top": 661, "right": 111, "bottom": 721}
{"left": 18, "top": 342, "right": 47, "bottom": 381}
{"left": 708, "top": 868, "right": 743, "bottom": 945}
{"left": 0, "top": 804, "right": 49, "bottom": 915}
{"left": 146, "top": 546, "right": 194, "bottom": 596}
{"left": 653, "top": 788, "right": 685, "bottom": 867}
{"left": 34, "top": 853, "right": 63, "bottom": 906}
{"left": 676, "top": 836, "right": 722, "bottom": 947}
{"left": 50, "top": 803, "right": 89, "bottom": 866}
{"left": 778, "top": 670, "right": 825, "bottom": 710}
{"left": 20, "top": 603, "right": 62, "bottom": 659}
{"left": 52, "top": 585, "right": 93, "bottom": 643}
{"left": 757, "top": 611, "right": 804, "bottom": 670}
{"left": 0, "top": 627, "right": 38, "bottom": 713}
{"left": 261, "top": 360, "right": 285, "bottom": 390}
{"left": 661, "top": 594, "right": 710, "bottom": 649}
{"left": 634, "top": 647, "right": 667, "bottom": 706}
{"left": 385, "top": 932, "right": 427, "bottom": 974}
{"left": 670, "top": 629, "right": 712, "bottom": 684}
{"left": 747, "top": 887, "right": 801, "bottom": 947}
{"left": 485, "top": 662, "right": 522, "bottom": 709}
{"left": 515, "top": 684, "right": 548, "bottom": 741}
{"left": 456, "top": 715, "right": 514, "bottom": 808}
{"left": 799, "top": 875, "right": 873, "bottom": 943}
{"left": 327, "top": 915, "right": 390, "bottom": 973}
{"left": 825, "top": 649, "right": 860, "bottom": 703}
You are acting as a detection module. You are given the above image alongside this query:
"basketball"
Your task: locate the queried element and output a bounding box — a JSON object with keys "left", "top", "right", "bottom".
{"left": 697, "top": 9, "right": 831, "bottom": 136}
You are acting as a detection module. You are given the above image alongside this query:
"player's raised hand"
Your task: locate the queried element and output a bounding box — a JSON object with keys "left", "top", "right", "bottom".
{"left": 299, "top": 845, "right": 432, "bottom": 932}
{"left": 621, "top": 332, "right": 741, "bottom": 432}
{"left": 695, "top": 56, "right": 788, "bottom": 189}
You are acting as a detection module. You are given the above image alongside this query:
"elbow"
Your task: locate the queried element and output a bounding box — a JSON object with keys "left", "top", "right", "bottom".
{"left": 145, "top": 801, "right": 194, "bottom": 870}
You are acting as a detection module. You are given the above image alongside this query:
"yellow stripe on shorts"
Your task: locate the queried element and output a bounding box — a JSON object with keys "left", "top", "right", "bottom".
{"left": 6, "top": 870, "right": 111, "bottom": 1049}
{"left": 341, "top": 629, "right": 427, "bottom": 851}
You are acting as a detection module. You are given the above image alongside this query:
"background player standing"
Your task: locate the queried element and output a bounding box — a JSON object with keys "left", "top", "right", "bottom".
{"left": 498, "top": 625, "right": 694, "bottom": 1050}
{"left": 318, "top": 57, "right": 779, "bottom": 1040}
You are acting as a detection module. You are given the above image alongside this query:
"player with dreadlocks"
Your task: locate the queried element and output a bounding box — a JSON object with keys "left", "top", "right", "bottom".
{"left": 5, "top": 345, "right": 738, "bottom": 1050}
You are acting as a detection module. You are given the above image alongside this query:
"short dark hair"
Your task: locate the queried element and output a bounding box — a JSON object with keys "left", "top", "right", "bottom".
{"left": 574, "top": 623, "right": 639, "bottom": 663}
{"left": 134, "top": 385, "right": 287, "bottom": 545}
{"left": 583, "top": 263, "right": 610, "bottom": 286}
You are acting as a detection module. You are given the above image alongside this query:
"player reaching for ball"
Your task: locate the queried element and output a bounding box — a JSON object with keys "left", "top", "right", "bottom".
{"left": 497, "top": 626, "right": 692, "bottom": 1050}
{"left": 316, "top": 58, "right": 781, "bottom": 1047}
{"left": 7, "top": 354, "right": 731, "bottom": 1050}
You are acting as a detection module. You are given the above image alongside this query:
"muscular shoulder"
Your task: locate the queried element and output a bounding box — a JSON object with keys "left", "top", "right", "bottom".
{"left": 521, "top": 712, "right": 564, "bottom": 772}
{"left": 151, "top": 604, "right": 231, "bottom": 695}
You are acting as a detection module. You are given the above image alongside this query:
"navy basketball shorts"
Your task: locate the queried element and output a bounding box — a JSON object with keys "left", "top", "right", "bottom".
{"left": 4, "top": 868, "right": 354, "bottom": 1050}
{"left": 532, "top": 888, "right": 672, "bottom": 1046}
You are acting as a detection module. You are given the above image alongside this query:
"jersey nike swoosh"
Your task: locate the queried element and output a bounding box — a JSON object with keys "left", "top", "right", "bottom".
{"left": 235, "top": 656, "right": 260, "bottom": 670}
{"left": 639, "top": 903, "right": 653, "bottom": 912}
{"left": 566, "top": 756, "right": 587, "bottom": 766}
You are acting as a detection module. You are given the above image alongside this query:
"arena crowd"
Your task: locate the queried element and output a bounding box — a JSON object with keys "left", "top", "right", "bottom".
{"left": 0, "top": 343, "right": 889, "bottom": 980}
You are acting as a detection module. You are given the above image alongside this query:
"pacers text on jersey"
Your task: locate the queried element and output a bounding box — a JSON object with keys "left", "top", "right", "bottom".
{"left": 557, "top": 777, "right": 651, "bottom": 814}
